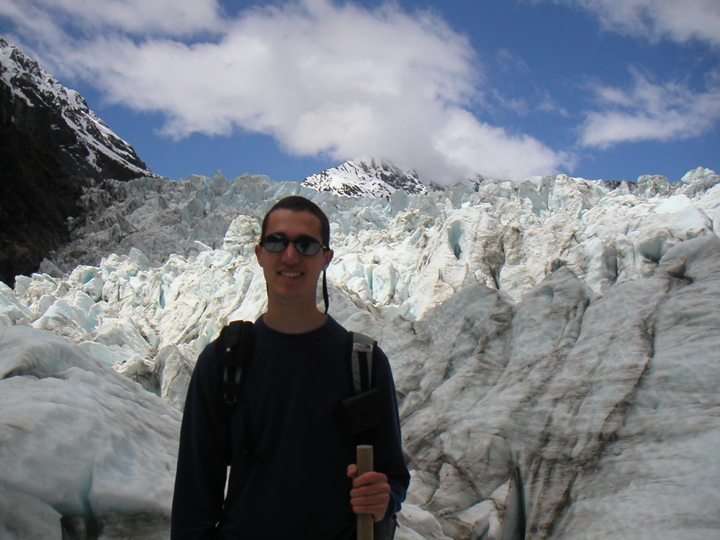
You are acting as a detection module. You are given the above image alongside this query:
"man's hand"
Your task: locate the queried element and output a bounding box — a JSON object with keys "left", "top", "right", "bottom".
{"left": 347, "top": 464, "right": 391, "bottom": 522}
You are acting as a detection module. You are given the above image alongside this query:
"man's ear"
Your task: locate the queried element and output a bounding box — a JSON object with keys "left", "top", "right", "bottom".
{"left": 323, "top": 248, "right": 334, "bottom": 270}
{"left": 254, "top": 243, "right": 263, "bottom": 264}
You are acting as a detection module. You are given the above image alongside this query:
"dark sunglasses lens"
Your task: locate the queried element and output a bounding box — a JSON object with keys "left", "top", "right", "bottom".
{"left": 295, "top": 238, "right": 322, "bottom": 256}
{"left": 261, "top": 234, "right": 323, "bottom": 255}
{"left": 262, "top": 235, "right": 289, "bottom": 253}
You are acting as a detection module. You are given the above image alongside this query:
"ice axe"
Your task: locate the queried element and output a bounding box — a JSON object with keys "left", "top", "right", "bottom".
{"left": 356, "top": 445, "right": 374, "bottom": 540}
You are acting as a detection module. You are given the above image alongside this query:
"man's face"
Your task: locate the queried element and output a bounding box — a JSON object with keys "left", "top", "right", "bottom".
{"left": 255, "top": 209, "right": 333, "bottom": 308}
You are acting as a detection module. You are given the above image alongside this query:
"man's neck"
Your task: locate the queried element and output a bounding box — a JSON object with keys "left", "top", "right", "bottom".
{"left": 262, "top": 304, "right": 327, "bottom": 334}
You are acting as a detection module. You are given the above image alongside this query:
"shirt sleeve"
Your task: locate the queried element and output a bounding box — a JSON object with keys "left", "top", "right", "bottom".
{"left": 372, "top": 346, "right": 411, "bottom": 517}
{"left": 170, "top": 341, "right": 229, "bottom": 540}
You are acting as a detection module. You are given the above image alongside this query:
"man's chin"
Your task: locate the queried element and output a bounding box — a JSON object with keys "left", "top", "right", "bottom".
{"left": 270, "top": 284, "right": 313, "bottom": 301}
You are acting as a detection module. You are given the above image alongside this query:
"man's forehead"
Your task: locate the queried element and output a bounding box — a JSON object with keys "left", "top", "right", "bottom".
{"left": 265, "top": 208, "right": 323, "bottom": 236}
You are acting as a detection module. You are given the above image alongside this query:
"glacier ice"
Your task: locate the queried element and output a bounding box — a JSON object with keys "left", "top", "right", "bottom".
{"left": 0, "top": 326, "right": 180, "bottom": 539}
{"left": 0, "top": 168, "right": 719, "bottom": 538}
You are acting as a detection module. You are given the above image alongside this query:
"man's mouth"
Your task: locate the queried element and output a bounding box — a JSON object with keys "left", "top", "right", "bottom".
{"left": 279, "top": 271, "right": 302, "bottom": 278}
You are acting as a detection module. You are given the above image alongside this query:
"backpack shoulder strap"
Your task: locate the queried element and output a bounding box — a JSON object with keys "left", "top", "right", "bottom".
{"left": 219, "top": 320, "right": 254, "bottom": 406}
{"left": 348, "top": 331, "right": 377, "bottom": 394}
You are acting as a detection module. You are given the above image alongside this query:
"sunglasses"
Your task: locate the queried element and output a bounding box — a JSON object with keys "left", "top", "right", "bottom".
{"left": 260, "top": 233, "right": 328, "bottom": 256}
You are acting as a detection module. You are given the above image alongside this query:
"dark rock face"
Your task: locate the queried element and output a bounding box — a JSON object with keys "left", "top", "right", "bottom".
{"left": 0, "top": 37, "right": 155, "bottom": 286}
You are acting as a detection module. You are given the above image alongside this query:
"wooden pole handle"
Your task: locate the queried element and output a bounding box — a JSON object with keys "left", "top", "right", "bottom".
{"left": 356, "top": 445, "right": 374, "bottom": 540}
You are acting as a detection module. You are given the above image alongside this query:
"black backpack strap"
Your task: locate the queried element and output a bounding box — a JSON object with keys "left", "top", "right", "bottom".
{"left": 348, "top": 331, "right": 376, "bottom": 394}
{"left": 338, "top": 331, "right": 382, "bottom": 438}
{"left": 219, "top": 320, "right": 258, "bottom": 459}
{"left": 219, "top": 320, "right": 254, "bottom": 407}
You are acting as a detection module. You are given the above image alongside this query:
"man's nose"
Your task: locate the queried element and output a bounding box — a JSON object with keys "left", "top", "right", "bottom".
{"left": 282, "top": 242, "right": 301, "bottom": 263}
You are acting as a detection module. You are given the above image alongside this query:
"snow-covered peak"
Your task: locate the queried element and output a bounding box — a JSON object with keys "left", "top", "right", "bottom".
{"left": 302, "top": 159, "right": 430, "bottom": 198}
{"left": 0, "top": 36, "right": 153, "bottom": 178}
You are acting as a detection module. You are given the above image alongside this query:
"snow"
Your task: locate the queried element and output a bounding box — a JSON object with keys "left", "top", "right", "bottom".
{"left": 302, "top": 160, "right": 429, "bottom": 198}
{"left": 0, "top": 167, "right": 719, "bottom": 538}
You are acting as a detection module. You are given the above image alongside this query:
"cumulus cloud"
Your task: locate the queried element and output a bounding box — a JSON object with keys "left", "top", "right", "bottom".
{"left": 549, "top": 0, "right": 720, "bottom": 46}
{"left": 0, "top": 0, "right": 223, "bottom": 37}
{"left": 0, "top": 0, "right": 569, "bottom": 182}
{"left": 580, "top": 68, "right": 720, "bottom": 148}
{"left": 536, "top": 1, "right": 720, "bottom": 149}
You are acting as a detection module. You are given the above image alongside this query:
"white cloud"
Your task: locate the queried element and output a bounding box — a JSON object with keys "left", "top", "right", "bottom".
{"left": 536, "top": 1, "right": 720, "bottom": 149}
{"left": 1, "top": 0, "right": 569, "bottom": 182}
{"left": 434, "top": 109, "right": 573, "bottom": 180}
{"left": 551, "top": 0, "right": 720, "bottom": 46}
{"left": 580, "top": 69, "right": 720, "bottom": 148}
{"left": 0, "top": 0, "right": 223, "bottom": 36}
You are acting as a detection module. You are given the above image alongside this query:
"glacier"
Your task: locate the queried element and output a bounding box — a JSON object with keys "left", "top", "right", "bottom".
{"left": 1, "top": 167, "right": 719, "bottom": 539}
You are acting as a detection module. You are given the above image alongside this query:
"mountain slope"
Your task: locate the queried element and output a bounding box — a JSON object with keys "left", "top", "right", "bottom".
{"left": 0, "top": 36, "right": 155, "bottom": 286}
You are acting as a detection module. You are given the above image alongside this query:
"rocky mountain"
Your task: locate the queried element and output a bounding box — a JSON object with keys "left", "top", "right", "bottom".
{"left": 0, "top": 36, "right": 155, "bottom": 287}
{"left": 302, "top": 159, "right": 430, "bottom": 198}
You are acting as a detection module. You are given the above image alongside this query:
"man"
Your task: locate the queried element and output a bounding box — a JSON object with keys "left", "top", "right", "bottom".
{"left": 171, "top": 196, "right": 409, "bottom": 539}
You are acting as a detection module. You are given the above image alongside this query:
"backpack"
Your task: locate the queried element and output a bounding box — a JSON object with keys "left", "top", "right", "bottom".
{"left": 218, "top": 320, "right": 383, "bottom": 439}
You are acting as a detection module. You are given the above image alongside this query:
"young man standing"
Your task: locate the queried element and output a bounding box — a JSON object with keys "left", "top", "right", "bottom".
{"left": 171, "top": 196, "right": 409, "bottom": 539}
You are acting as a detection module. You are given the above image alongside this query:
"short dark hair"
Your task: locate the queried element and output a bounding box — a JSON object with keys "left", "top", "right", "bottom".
{"left": 260, "top": 196, "right": 331, "bottom": 247}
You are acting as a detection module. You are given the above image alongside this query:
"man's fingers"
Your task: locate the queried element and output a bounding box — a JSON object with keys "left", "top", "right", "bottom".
{"left": 348, "top": 468, "right": 391, "bottom": 521}
{"left": 350, "top": 479, "right": 391, "bottom": 495}
{"left": 349, "top": 491, "right": 390, "bottom": 521}
{"left": 351, "top": 502, "right": 389, "bottom": 519}
{"left": 350, "top": 475, "right": 391, "bottom": 508}
{"left": 352, "top": 471, "right": 388, "bottom": 487}
{"left": 350, "top": 491, "right": 390, "bottom": 506}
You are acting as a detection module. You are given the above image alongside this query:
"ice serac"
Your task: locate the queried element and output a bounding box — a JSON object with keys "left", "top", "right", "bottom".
{"left": 547, "top": 233, "right": 720, "bottom": 538}
{"left": 393, "top": 234, "right": 720, "bottom": 538}
{"left": 0, "top": 325, "right": 180, "bottom": 539}
{"left": 0, "top": 37, "right": 155, "bottom": 287}
{"left": 0, "top": 167, "right": 718, "bottom": 538}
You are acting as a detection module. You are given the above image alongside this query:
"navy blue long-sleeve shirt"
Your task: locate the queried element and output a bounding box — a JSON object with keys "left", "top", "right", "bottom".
{"left": 171, "top": 316, "right": 409, "bottom": 539}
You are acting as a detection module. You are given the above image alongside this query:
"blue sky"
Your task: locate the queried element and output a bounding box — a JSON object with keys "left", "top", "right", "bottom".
{"left": 1, "top": 0, "right": 718, "bottom": 184}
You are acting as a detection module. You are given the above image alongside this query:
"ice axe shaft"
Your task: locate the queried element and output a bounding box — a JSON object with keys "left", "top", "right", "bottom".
{"left": 357, "top": 445, "right": 374, "bottom": 540}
